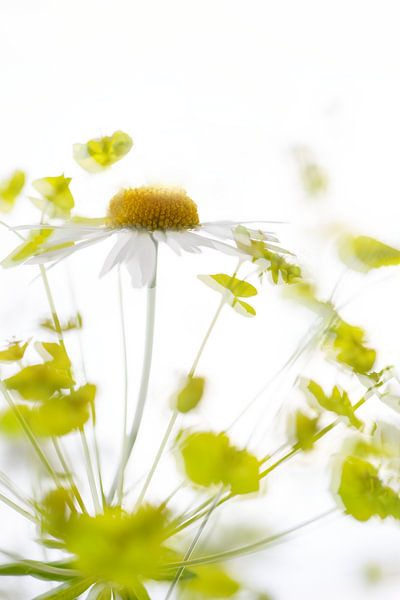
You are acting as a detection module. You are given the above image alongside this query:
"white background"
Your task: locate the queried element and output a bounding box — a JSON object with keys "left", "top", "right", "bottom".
{"left": 1, "top": 1, "right": 400, "bottom": 598}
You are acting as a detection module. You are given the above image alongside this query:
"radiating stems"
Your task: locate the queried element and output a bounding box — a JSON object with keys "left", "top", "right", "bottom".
{"left": 165, "top": 488, "right": 223, "bottom": 599}
{"left": 135, "top": 411, "right": 179, "bottom": 509}
{"left": 166, "top": 508, "right": 338, "bottom": 570}
{"left": 0, "top": 491, "right": 37, "bottom": 524}
{"left": 108, "top": 244, "right": 158, "bottom": 504}
{"left": 51, "top": 438, "right": 87, "bottom": 514}
{"left": 80, "top": 428, "right": 101, "bottom": 513}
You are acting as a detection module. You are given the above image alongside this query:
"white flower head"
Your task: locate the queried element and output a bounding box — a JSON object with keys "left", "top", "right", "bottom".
{"left": 3, "top": 186, "right": 281, "bottom": 288}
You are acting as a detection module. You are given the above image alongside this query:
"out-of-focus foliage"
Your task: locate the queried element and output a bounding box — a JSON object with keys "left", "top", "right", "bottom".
{"left": 40, "top": 313, "right": 83, "bottom": 333}
{"left": 182, "top": 565, "right": 240, "bottom": 598}
{"left": 293, "top": 410, "right": 319, "bottom": 451}
{"left": 327, "top": 319, "right": 376, "bottom": 374}
{"left": 1, "top": 228, "right": 55, "bottom": 268}
{"left": 198, "top": 273, "right": 257, "bottom": 317}
{"left": 179, "top": 431, "right": 260, "bottom": 494}
{"left": 73, "top": 131, "right": 133, "bottom": 173}
{"left": 339, "top": 235, "right": 400, "bottom": 272}
{"left": 293, "top": 146, "right": 328, "bottom": 198}
{"left": 30, "top": 175, "right": 74, "bottom": 219}
{"left": 175, "top": 376, "right": 205, "bottom": 413}
{"left": 306, "top": 380, "right": 363, "bottom": 429}
{"left": 0, "top": 170, "right": 25, "bottom": 212}
{"left": 337, "top": 456, "right": 400, "bottom": 521}
{"left": 0, "top": 340, "right": 29, "bottom": 363}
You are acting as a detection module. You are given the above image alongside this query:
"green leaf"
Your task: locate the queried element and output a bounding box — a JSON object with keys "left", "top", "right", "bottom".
{"left": 1, "top": 228, "right": 54, "bottom": 268}
{"left": 33, "top": 577, "right": 94, "bottom": 599}
{"left": 0, "top": 405, "right": 33, "bottom": 437}
{"left": 0, "top": 339, "right": 29, "bottom": 363}
{"left": 35, "top": 342, "right": 72, "bottom": 371}
{"left": 294, "top": 411, "right": 319, "bottom": 451}
{"left": 4, "top": 364, "right": 74, "bottom": 401}
{"left": 328, "top": 319, "right": 376, "bottom": 374}
{"left": 307, "top": 380, "right": 362, "bottom": 429}
{"left": 176, "top": 376, "right": 205, "bottom": 413}
{"left": 183, "top": 565, "right": 240, "bottom": 598}
{"left": 300, "top": 163, "right": 328, "bottom": 198}
{"left": 31, "top": 175, "right": 74, "bottom": 219}
{"left": 40, "top": 313, "right": 83, "bottom": 332}
{"left": 0, "top": 170, "right": 25, "bottom": 212}
{"left": 198, "top": 274, "right": 257, "bottom": 317}
{"left": 73, "top": 131, "right": 133, "bottom": 173}
{"left": 0, "top": 560, "right": 78, "bottom": 582}
{"left": 180, "top": 432, "right": 260, "bottom": 495}
{"left": 337, "top": 456, "right": 400, "bottom": 521}
{"left": 340, "top": 235, "right": 400, "bottom": 272}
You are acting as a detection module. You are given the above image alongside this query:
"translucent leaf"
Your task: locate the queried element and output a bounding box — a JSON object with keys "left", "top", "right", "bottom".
{"left": 35, "top": 342, "right": 72, "bottom": 371}
{"left": 307, "top": 380, "right": 362, "bottom": 429}
{"left": 198, "top": 274, "right": 257, "bottom": 298}
{"left": 4, "top": 364, "right": 74, "bottom": 401}
{"left": 340, "top": 235, "right": 400, "bottom": 272}
{"left": 328, "top": 319, "right": 376, "bottom": 374}
{"left": 61, "top": 506, "right": 174, "bottom": 587}
{"left": 0, "top": 340, "right": 29, "bottom": 363}
{"left": 73, "top": 131, "right": 133, "bottom": 173}
{"left": 1, "top": 228, "right": 54, "bottom": 268}
{"left": 31, "top": 388, "right": 93, "bottom": 436}
{"left": 0, "top": 405, "right": 33, "bottom": 437}
{"left": 300, "top": 163, "right": 328, "bottom": 197}
{"left": 0, "top": 170, "right": 25, "bottom": 212}
{"left": 41, "top": 313, "right": 83, "bottom": 332}
{"left": 40, "top": 488, "right": 76, "bottom": 536}
{"left": 198, "top": 274, "right": 257, "bottom": 318}
{"left": 337, "top": 456, "right": 400, "bottom": 521}
{"left": 176, "top": 376, "right": 205, "bottom": 413}
{"left": 294, "top": 411, "right": 318, "bottom": 451}
{"left": 32, "top": 577, "right": 94, "bottom": 600}
{"left": 231, "top": 299, "right": 256, "bottom": 318}
{"left": 180, "top": 432, "right": 259, "bottom": 495}
{"left": 183, "top": 565, "right": 240, "bottom": 598}
{"left": 31, "top": 175, "right": 74, "bottom": 219}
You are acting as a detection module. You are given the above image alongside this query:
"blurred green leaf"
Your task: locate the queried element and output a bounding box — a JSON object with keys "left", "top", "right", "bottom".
{"left": 180, "top": 432, "right": 259, "bottom": 495}
{"left": 31, "top": 175, "right": 74, "bottom": 219}
{"left": 5, "top": 364, "right": 74, "bottom": 402}
{"left": 198, "top": 274, "right": 257, "bottom": 317}
{"left": 337, "top": 456, "right": 400, "bottom": 521}
{"left": 294, "top": 411, "right": 319, "bottom": 451}
{"left": 73, "top": 131, "right": 133, "bottom": 173}
{"left": 1, "top": 228, "right": 54, "bottom": 268}
{"left": 328, "top": 319, "right": 376, "bottom": 374}
{"left": 176, "top": 376, "right": 205, "bottom": 413}
{"left": 183, "top": 565, "right": 240, "bottom": 598}
{"left": 40, "top": 313, "right": 83, "bottom": 333}
{"left": 307, "top": 380, "right": 362, "bottom": 429}
{"left": 340, "top": 235, "right": 400, "bottom": 272}
{"left": 0, "top": 170, "right": 25, "bottom": 212}
{"left": 0, "top": 405, "right": 33, "bottom": 437}
{"left": 0, "top": 340, "right": 29, "bottom": 363}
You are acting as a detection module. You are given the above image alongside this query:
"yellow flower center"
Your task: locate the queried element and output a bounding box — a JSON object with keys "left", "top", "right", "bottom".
{"left": 107, "top": 186, "right": 200, "bottom": 231}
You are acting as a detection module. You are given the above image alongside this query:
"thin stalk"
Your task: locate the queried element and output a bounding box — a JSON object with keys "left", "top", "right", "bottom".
{"left": 0, "top": 471, "right": 34, "bottom": 510}
{"left": 0, "top": 384, "right": 66, "bottom": 494}
{"left": 117, "top": 266, "right": 129, "bottom": 506}
{"left": 80, "top": 429, "right": 101, "bottom": 513}
{"left": 165, "top": 508, "right": 338, "bottom": 570}
{"left": 108, "top": 244, "right": 158, "bottom": 503}
{"left": 165, "top": 489, "right": 223, "bottom": 599}
{"left": 51, "top": 438, "right": 87, "bottom": 514}
{"left": 135, "top": 411, "right": 179, "bottom": 509}
{"left": 39, "top": 265, "right": 65, "bottom": 348}
{"left": 0, "top": 491, "right": 37, "bottom": 524}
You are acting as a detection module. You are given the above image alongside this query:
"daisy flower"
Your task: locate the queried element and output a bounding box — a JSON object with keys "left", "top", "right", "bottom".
{"left": 3, "top": 186, "right": 282, "bottom": 287}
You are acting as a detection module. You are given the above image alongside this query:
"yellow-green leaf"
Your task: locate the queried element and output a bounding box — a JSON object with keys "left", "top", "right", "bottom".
{"left": 5, "top": 364, "right": 74, "bottom": 401}
{"left": 31, "top": 175, "right": 74, "bottom": 218}
{"left": 0, "top": 405, "right": 33, "bottom": 437}
{"left": 294, "top": 411, "right": 318, "bottom": 451}
{"left": 232, "top": 299, "right": 256, "bottom": 317}
{"left": 307, "top": 380, "right": 362, "bottom": 429}
{"left": 176, "top": 376, "right": 205, "bottom": 413}
{"left": 337, "top": 456, "right": 400, "bottom": 521}
{"left": 40, "top": 313, "right": 83, "bottom": 332}
{"left": 198, "top": 274, "right": 257, "bottom": 317}
{"left": 340, "top": 235, "right": 400, "bottom": 272}
{"left": 0, "top": 340, "right": 29, "bottom": 363}
{"left": 180, "top": 432, "right": 259, "bottom": 495}
{"left": 73, "top": 131, "right": 133, "bottom": 173}
{"left": 0, "top": 170, "right": 25, "bottom": 212}
{"left": 328, "top": 319, "right": 376, "bottom": 374}
{"left": 1, "top": 228, "right": 54, "bottom": 268}
{"left": 184, "top": 565, "right": 240, "bottom": 598}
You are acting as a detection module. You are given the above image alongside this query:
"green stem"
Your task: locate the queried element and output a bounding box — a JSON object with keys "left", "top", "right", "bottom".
{"left": 165, "top": 488, "right": 223, "bottom": 599}
{"left": 165, "top": 508, "right": 338, "bottom": 569}
{"left": 117, "top": 267, "right": 129, "bottom": 506}
{"left": 108, "top": 244, "right": 158, "bottom": 503}
{"left": 51, "top": 438, "right": 87, "bottom": 514}
{"left": 80, "top": 429, "right": 101, "bottom": 513}
{"left": 0, "top": 491, "right": 37, "bottom": 524}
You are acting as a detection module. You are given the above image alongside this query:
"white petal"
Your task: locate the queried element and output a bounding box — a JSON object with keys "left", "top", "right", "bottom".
{"left": 100, "top": 231, "right": 136, "bottom": 277}
{"left": 26, "top": 233, "right": 111, "bottom": 265}
{"left": 124, "top": 233, "right": 156, "bottom": 288}
{"left": 171, "top": 231, "right": 244, "bottom": 257}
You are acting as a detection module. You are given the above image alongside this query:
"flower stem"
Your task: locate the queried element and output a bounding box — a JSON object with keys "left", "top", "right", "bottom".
{"left": 80, "top": 428, "right": 101, "bottom": 513}
{"left": 117, "top": 267, "right": 129, "bottom": 506}
{"left": 108, "top": 244, "right": 158, "bottom": 503}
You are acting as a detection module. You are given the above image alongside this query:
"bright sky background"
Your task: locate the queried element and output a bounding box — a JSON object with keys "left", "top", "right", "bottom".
{"left": 1, "top": 1, "right": 400, "bottom": 598}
